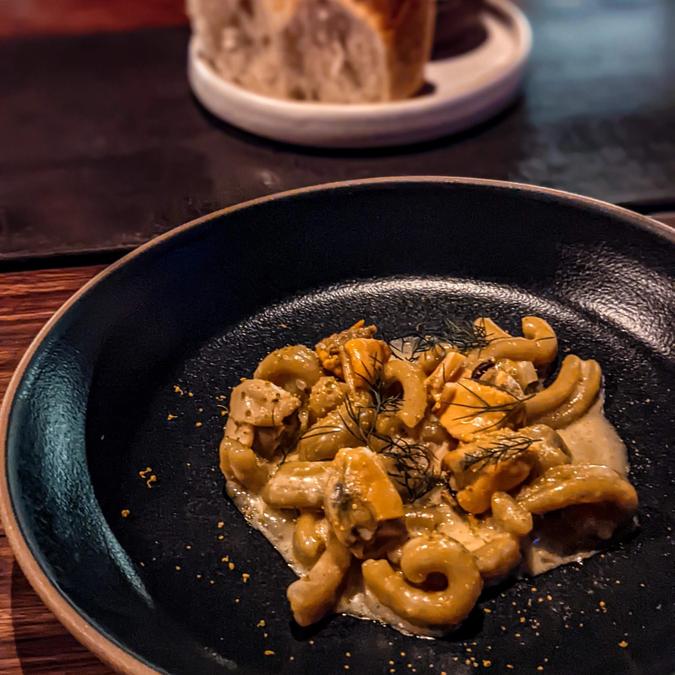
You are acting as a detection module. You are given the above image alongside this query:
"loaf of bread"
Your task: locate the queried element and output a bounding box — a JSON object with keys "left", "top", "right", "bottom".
{"left": 187, "top": 0, "right": 436, "bottom": 103}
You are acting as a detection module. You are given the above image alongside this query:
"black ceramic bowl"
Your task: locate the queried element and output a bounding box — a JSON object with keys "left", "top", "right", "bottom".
{"left": 1, "top": 178, "right": 674, "bottom": 674}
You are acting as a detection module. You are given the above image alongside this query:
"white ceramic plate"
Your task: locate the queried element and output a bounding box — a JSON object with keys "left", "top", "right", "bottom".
{"left": 187, "top": 0, "right": 532, "bottom": 148}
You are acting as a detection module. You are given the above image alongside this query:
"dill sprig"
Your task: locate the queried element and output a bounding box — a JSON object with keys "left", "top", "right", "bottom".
{"left": 299, "top": 352, "right": 443, "bottom": 501}
{"left": 379, "top": 435, "right": 447, "bottom": 501}
{"left": 298, "top": 357, "right": 401, "bottom": 447}
{"left": 341, "top": 380, "right": 443, "bottom": 501}
{"left": 391, "top": 317, "right": 492, "bottom": 360}
{"left": 462, "top": 435, "right": 536, "bottom": 472}
{"left": 450, "top": 380, "right": 530, "bottom": 431}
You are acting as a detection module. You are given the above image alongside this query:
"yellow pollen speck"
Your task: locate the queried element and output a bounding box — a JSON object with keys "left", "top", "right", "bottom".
{"left": 389, "top": 661, "right": 394, "bottom": 666}
{"left": 506, "top": 666, "right": 514, "bottom": 671}
{"left": 218, "top": 534, "right": 225, "bottom": 540}
{"left": 530, "top": 586, "right": 537, "bottom": 592}
{"left": 519, "top": 617, "right": 526, "bottom": 623}
{"left": 146, "top": 474, "right": 158, "bottom": 488}
{"left": 483, "top": 607, "right": 492, "bottom": 613}
{"left": 196, "top": 574, "right": 202, "bottom": 580}
{"left": 120, "top": 509, "right": 130, "bottom": 518}
{"left": 264, "top": 650, "right": 275, "bottom": 656}
{"left": 175, "top": 565, "right": 181, "bottom": 571}
{"left": 228, "top": 562, "right": 235, "bottom": 570}
{"left": 217, "top": 521, "right": 225, "bottom": 528}
{"left": 344, "top": 666, "right": 350, "bottom": 670}
{"left": 167, "top": 413, "right": 177, "bottom": 421}
{"left": 537, "top": 667, "right": 544, "bottom": 672}
{"left": 618, "top": 640, "right": 628, "bottom": 648}
{"left": 222, "top": 555, "right": 229, "bottom": 562}
{"left": 400, "top": 652, "right": 406, "bottom": 657}
{"left": 173, "top": 385, "right": 184, "bottom": 395}
{"left": 599, "top": 601, "right": 606, "bottom": 607}
{"left": 483, "top": 660, "right": 492, "bottom": 668}
{"left": 209, "top": 579, "right": 215, "bottom": 585}
{"left": 345, "top": 652, "right": 351, "bottom": 657}
{"left": 234, "top": 597, "right": 240, "bottom": 604}
{"left": 546, "top": 594, "right": 552, "bottom": 601}
{"left": 242, "top": 573, "right": 250, "bottom": 583}
{"left": 188, "top": 391, "right": 194, "bottom": 397}
{"left": 195, "top": 421, "right": 203, "bottom": 428}
{"left": 256, "top": 619, "right": 266, "bottom": 628}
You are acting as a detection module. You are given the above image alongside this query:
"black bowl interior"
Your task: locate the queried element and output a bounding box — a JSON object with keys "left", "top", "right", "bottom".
{"left": 6, "top": 180, "right": 675, "bottom": 674}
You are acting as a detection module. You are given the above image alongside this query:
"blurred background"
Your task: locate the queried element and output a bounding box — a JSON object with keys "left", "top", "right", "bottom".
{"left": 1, "top": 0, "right": 674, "bottom": 264}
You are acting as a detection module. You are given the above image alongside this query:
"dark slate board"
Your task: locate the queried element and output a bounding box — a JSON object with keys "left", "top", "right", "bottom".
{"left": 1, "top": 0, "right": 674, "bottom": 261}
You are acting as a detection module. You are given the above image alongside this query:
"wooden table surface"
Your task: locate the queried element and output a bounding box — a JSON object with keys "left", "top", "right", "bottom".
{"left": 0, "top": 265, "right": 111, "bottom": 674}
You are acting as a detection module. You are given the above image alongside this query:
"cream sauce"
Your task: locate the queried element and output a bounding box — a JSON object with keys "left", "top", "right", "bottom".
{"left": 226, "top": 395, "right": 631, "bottom": 633}
{"left": 523, "top": 395, "right": 630, "bottom": 575}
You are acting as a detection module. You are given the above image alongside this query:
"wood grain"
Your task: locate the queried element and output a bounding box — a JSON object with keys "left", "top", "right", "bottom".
{"left": 0, "top": 265, "right": 112, "bottom": 674}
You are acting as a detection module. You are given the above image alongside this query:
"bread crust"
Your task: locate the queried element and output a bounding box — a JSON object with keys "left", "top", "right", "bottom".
{"left": 188, "top": 0, "right": 436, "bottom": 102}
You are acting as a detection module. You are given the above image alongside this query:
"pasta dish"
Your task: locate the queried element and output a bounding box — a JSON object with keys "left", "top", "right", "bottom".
{"left": 218, "top": 317, "right": 638, "bottom": 635}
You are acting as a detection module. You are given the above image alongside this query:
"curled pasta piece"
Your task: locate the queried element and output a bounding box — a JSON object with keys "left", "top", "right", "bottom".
{"left": 476, "top": 316, "right": 558, "bottom": 367}
{"left": 262, "top": 462, "right": 331, "bottom": 509}
{"left": 494, "top": 358, "right": 539, "bottom": 392}
{"left": 229, "top": 379, "right": 300, "bottom": 427}
{"left": 315, "top": 320, "right": 377, "bottom": 377}
{"left": 516, "top": 464, "right": 638, "bottom": 515}
{"left": 362, "top": 534, "right": 483, "bottom": 629}
{"left": 308, "top": 376, "right": 349, "bottom": 420}
{"left": 254, "top": 345, "right": 322, "bottom": 396}
{"left": 416, "top": 414, "right": 452, "bottom": 445}
{"left": 219, "top": 437, "right": 269, "bottom": 492}
{"left": 491, "top": 491, "right": 533, "bottom": 536}
{"left": 324, "top": 447, "right": 405, "bottom": 557}
{"left": 417, "top": 344, "right": 447, "bottom": 375}
{"left": 287, "top": 534, "right": 352, "bottom": 627}
{"left": 473, "top": 533, "right": 522, "bottom": 580}
{"left": 384, "top": 359, "right": 427, "bottom": 428}
{"left": 224, "top": 416, "right": 255, "bottom": 448}
{"left": 524, "top": 424, "right": 571, "bottom": 475}
{"left": 525, "top": 355, "right": 581, "bottom": 422}
{"left": 297, "top": 399, "right": 371, "bottom": 461}
{"left": 342, "top": 338, "right": 391, "bottom": 391}
{"left": 425, "top": 351, "right": 466, "bottom": 398}
{"left": 534, "top": 359, "right": 602, "bottom": 429}
{"left": 478, "top": 317, "right": 511, "bottom": 340}
{"left": 293, "top": 512, "right": 329, "bottom": 567}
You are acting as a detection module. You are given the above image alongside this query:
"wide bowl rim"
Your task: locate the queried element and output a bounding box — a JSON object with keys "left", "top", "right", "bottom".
{"left": 1, "top": 176, "right": 673, "bottom": 674}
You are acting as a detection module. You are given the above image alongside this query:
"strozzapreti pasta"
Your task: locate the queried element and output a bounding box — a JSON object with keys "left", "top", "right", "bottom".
{"left": 219, "top": 317, "right": 638, "bottom": 635}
